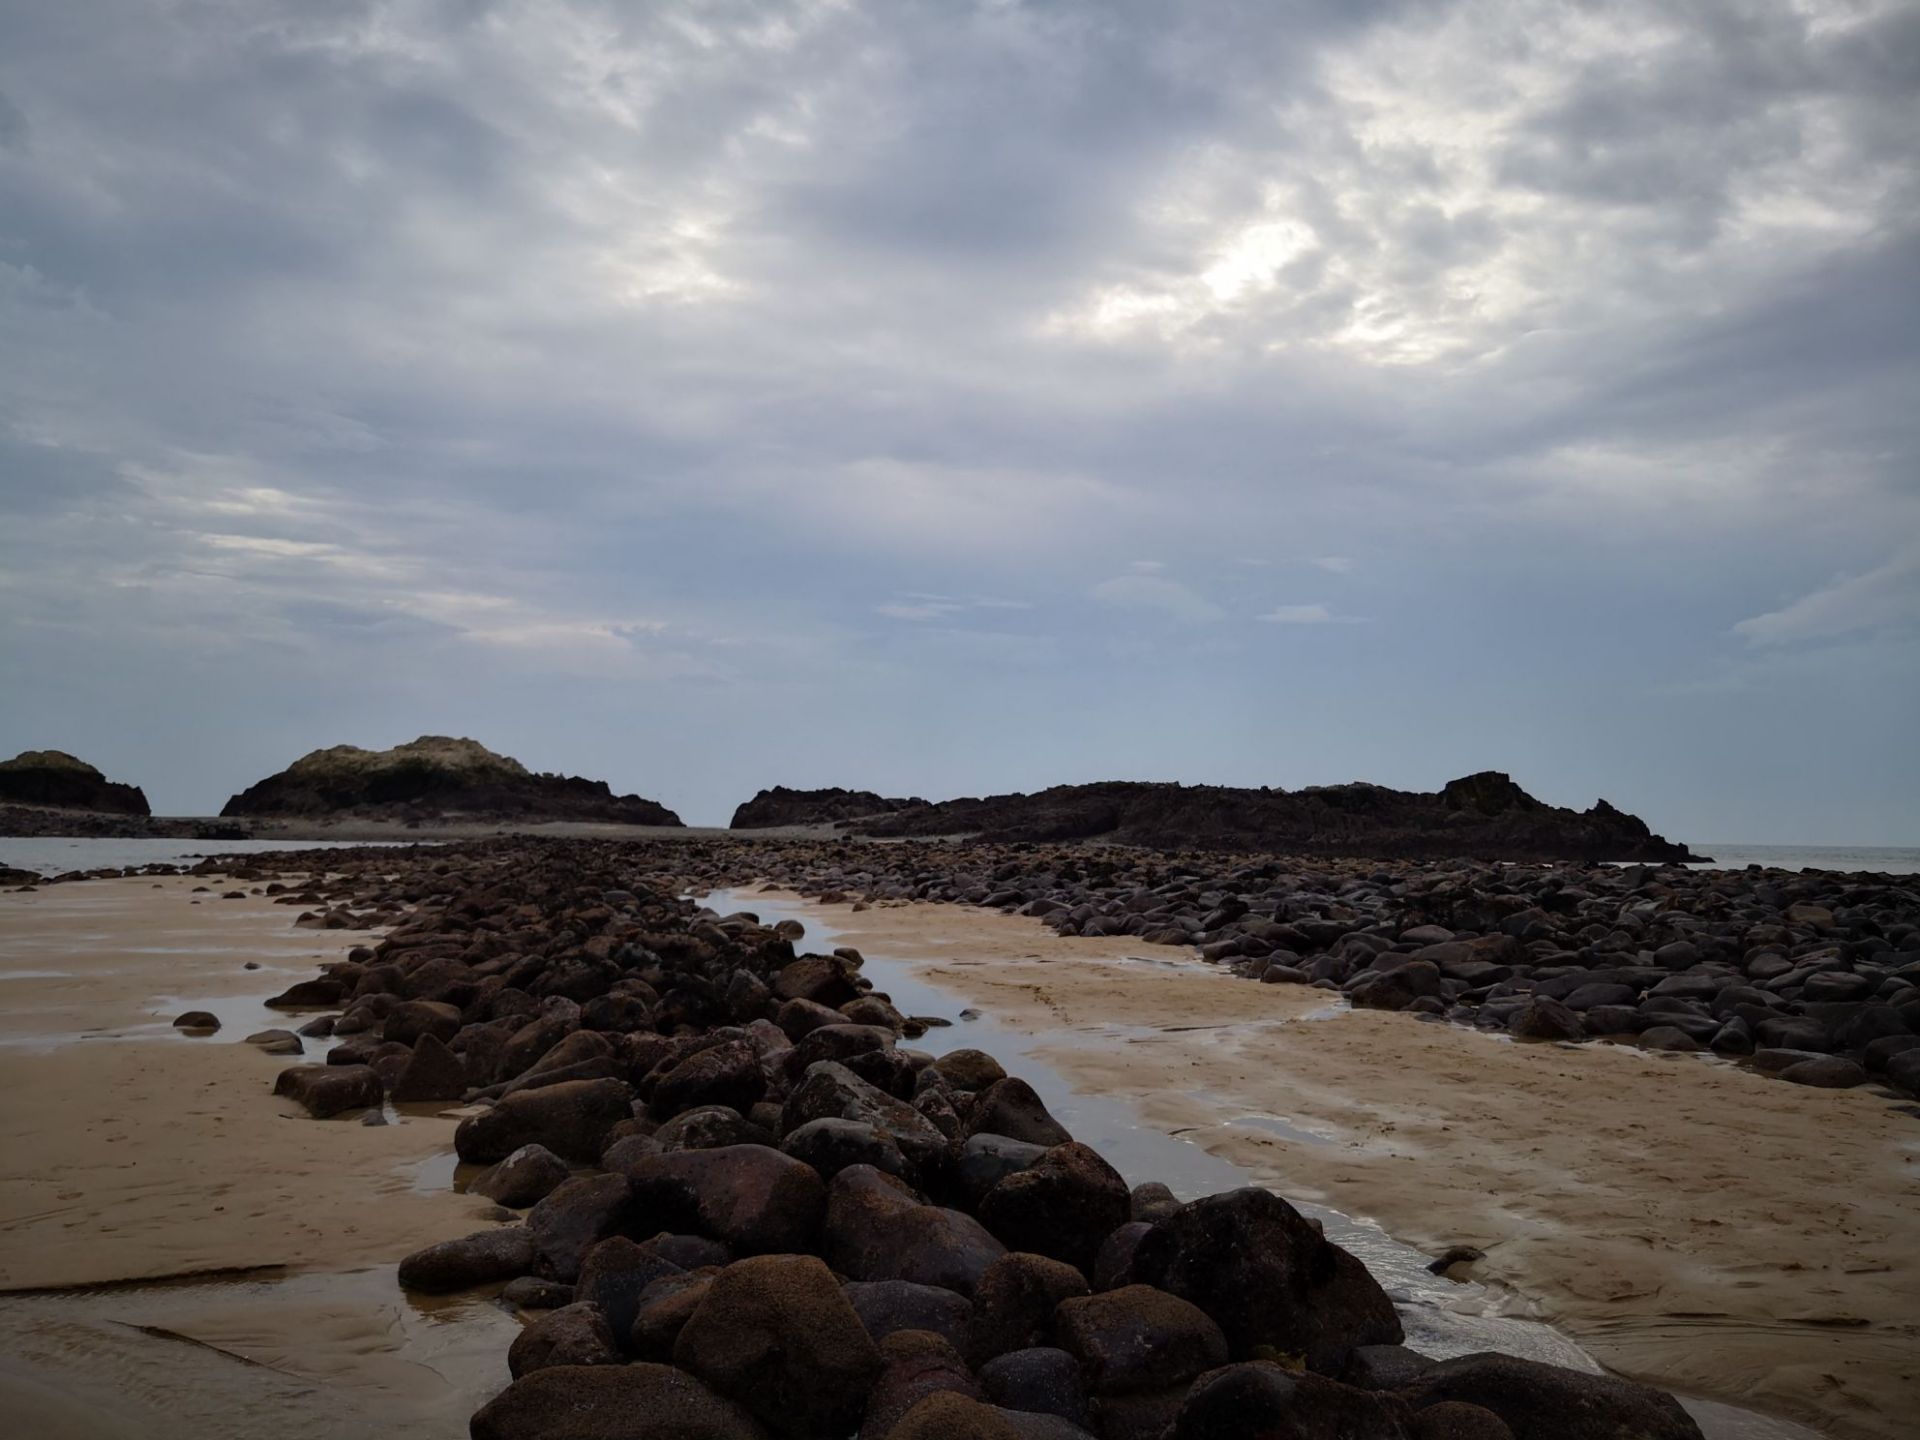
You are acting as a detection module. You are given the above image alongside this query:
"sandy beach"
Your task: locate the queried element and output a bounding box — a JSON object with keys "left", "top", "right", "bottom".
{"left": 759, "top": 888, "right": 1919, "bottom": 1440}
{"left": 0, "top": 876, "right": 513, "bottom": 1439}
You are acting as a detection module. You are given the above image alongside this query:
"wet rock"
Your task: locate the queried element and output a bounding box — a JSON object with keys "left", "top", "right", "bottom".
{"left": 654, "top": 1105, "right": 777, "bottom": 1152}
{"left": 1055, "top": 1284, "right": 1228, "bottom": 1394}
{"left": 244, "top": 1028, "right": 303, "bottom": 1055}
{"left": 1089, "top": 1385, "right": 1191, "bottom": 1440}
{"left": 860, "top": 1330, "right": 984, "bottom": 1440}
{"left": 935, "top": 1049, "right": 1010, "bottom": 1091}
{"left": 1124, "top": 1188, "right": 1402, "bottom": 1373}
{"left": 384, "top": 998, "right": 463, "bottom": 1047}
{"left": 968, "top": 1252, "right": 1091, "bottom": 1362}
{"left": 1779, "top": 1056, "right": 1868, "bottom": 1088}
{"left": 631, "top": 1269, "right": 717, "bottom": 1360}
{"left": 1506, "top": 998, "right": 1582, "bottom": 1042}
{"left": 470, "top": 1362, "right": 767, "bottom": 1440}
{"left": 825, "top": 1165, "right": 1008, "bottom": 1296}
{"left": 980, "top": 1347, "right": 1091, "bottom": 1427}
{"left": 454, "top": 1077, "right": 635, "bottom": 1164}
{"left": 654, "top": 1039, "right": 769, "bottom": 1120}
{"left": 971, "top": 1078, "right": 1073, "bottom": 1147}
{"left": 846, "top": 1279, "right": 975, "bottom": 1349}
{"left": 500, "top": 1276, "right": 574, "bottom": 1309}
{"left": 1638, "top": 1026, "right": 1703, "bottom": 1053}
{"left": 1169, "top": 1362, "right": 1412, "bottom": 1439}
{"left": 674, "top": 1253, "right": 883, "bottom": 1439}
{"left": 474, "top": 1144, "right": 572, "bottom": 1209}
{"left": 398, "top": 1225, "right": 536, "bottom": 1293}
{"left": 527, "top": 1173, "right": 640, "bottom": 1282}
{"left": 620, "top": 1144, "right": 826, "bottom": 1255}
{"left": 1092, "top": 1223, "right": 1152, "bottom": 1293}
{"left": 1128, "top": 1183, "right": 1180, "bottom": 1224}
{"left": 889, "top": 1393, "right": 1023, "bottom": 1440}
{"left": 783, "top": 1117, "right": 916, "bottom": 1184}
{"left": 1344, "top": 1345, "right": 1437, "bottom": 1390}
{"left": 978, "top": 1142, "right": 1131, "bottom": 1275}
{"left": 574, "top": 1235, "right": 686, "bottom": 1339}
{"left": 773, "top": 954, "right": 862, "bottom": 1008}
{"left": 958, "top": 1134, "right": 1051, "bottom": 1205}
{"left": 1410, "top": 1403, "right": 1515, "bottom": 1440}
{"left": 272, "top": 1063, "right": 382, "bottom": 1118}
{"left": 390, "top": 1032, "right": 468, "bottom": 1102}
{"left": 1397, "top": 1352, "right": 1703, "bottom": 1440}
{"left": 783, "top": 1061, "right": 950, "bottom": 1171}
{"left": 506, "top": 1300, "right": 623, "bottom": 1377}
{"left": 784, "top": 1022, "right": 896, "bottom": 1078}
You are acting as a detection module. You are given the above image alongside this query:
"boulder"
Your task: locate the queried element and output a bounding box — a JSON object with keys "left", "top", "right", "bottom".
{"left": 1169, "top": 1361, "right": 1412, "bottom": 1439}
{"left": 632, "top": 1270, "right": 718, "bottom": 1361}
{"left": 1506, "top": 999, "right": 1583, "bottom": 1042}
{"left": 243, "top": 1028, "right": 303, "bottom": 1055}
{"left": 674, "top": 1254, "right": 883, "bottom": 1438}
{"left": 1779, "top": 1056, "right": 1868, "bottom": 1088}
{"left": 390, "top": 1032, "right": 468, "bottom": 1102}
{"left": 958, "top": 1134, "right": 1051, "bottom": 1205}
{"left": 935, "top": 1049, "right": 1010, "bottom": 1091}
{"left": 575, "top": 1235, "right": 687, "bottom": 1339}
{"left": 470, "top": 1362, "right": 766, "bottom": 1440}
{"left": 968, "top": 1251, "right": 1091, "bottom": 1363}
{"left": 890, "top": 1393, "right": 1024, "bottom": 1440}
{"left": 654, "top": 1039, "right": 769, "bottom": 1120}
{"left": 978, "top": 1143, "right": 1131, "bottom": 1275}
{"left": 971, "top": 1078, "right": 1073, "bottom": 1147}
{"left": 783, "top": 1117, "right": 916, "bottom": 1184}
{"left": 654, "top": 1106, "right": 776, "bottom": 1153}
{"left": 272, "top": 1063, "right": 381, "bottom": 1118}
{"left": 474, "top": 1144, "right": 572, "bottom": 1209}
{"left": 1410, "top": 1404, "right": 1515, "bottom": 1440}
{"left": 384, "top": 998, "right": 463, "bottom": 1047}
{"left": 825, "top": 1165, "right": 1008, "bottom": 1297}
{"left": 506, "top": 1301, "right": 623, "bottom": 1377}
{"left": 1124, "top": 1188, "right": 1402, "bottom": 1373}
{"left": 1055, "top": 1284, "right": 1228, "bottom": 1394}
{"left": 783, "top": 1062, "right": 951, "bottom": 1171}
{"left": 454, "top": 1077, "right": 634, "bottom": 1164}
{"left": 980, "top": 1347, "right": 1091, "bottom": 1428}
{"left": 527, "top": 1173, "right": 640, "bottom": 1282}
{"left": 619, "top": 1145, "right": 826, "bottom": 1255}
{"left": 860, "top": 1331, "right": 984, "bottom": 1440}
{"left": 397, "top": 1225, "right": 536, "bottom": 1293}
{"left": 846, "top": 1279, "right": 975, "bottom": 1349}
{"left": 1397, "top": 1353, "right": 1703, "bottom": 1440}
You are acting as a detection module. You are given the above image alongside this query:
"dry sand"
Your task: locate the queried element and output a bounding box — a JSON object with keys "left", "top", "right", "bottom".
{"left": 0, "top": 876, "right": 512, "bottom": 1439}
{"left": 767, "top": 889, "right": 1919, "bottom": 1440}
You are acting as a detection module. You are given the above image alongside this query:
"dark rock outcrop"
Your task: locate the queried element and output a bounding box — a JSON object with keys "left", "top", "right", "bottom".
{"left": 730, "top": 786, "right": 927, "bottom": 830}
{"left": 220, "top": 735, "right": 681, "bottom": 826}
{"left": 0, "top": 750, "right": 150, "bottom": 816}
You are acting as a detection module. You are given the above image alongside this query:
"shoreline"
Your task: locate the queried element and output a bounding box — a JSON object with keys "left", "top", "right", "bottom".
{"left": 741, "top": 886, "right": 1918, "bottom": 1440}
{"left": 0, "top": 875, "right": 510, "bottom": 1438}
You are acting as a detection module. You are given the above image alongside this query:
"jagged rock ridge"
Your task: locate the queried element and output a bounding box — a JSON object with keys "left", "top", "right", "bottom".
{"left": 220, "top": 736, "right": 681, "bottom": 826}
{"left": 829, "top": 771, "right": 1698, "bottom": 863}
{"left": 0, "top": 750, "right": 150, "bottom": 816}
{"left": 730, "top": 785, "right": 928, "bottom": 829}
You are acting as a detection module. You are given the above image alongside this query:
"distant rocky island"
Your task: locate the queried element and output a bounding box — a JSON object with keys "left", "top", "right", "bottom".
{"left": 731, "top": 785, "right": 929, "bottom": 829}
{"left": 0, "top": 750, "right": 150, "bottom": 816}
{"left": 730, "top": 772, "right": 1699, "bottom": 863}
{"left": 220, "top": 736, "right": 683, "bottom": 827}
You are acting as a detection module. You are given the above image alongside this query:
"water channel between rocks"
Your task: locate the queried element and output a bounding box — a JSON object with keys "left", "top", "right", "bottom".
{"left": 696, "top": 886, "right": 1826, "bottom": 1440}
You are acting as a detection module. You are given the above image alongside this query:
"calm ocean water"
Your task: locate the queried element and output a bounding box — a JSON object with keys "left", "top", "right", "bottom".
{"left": 1687, "top": 844, "right": 1920, "bottom": 875}
{"left": 0, "top": 836, "right": 433, "bottom": 877}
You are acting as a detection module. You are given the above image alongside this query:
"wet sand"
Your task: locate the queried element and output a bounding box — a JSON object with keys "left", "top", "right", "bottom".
{"left": 0, "top": 877, "right": 510, "bottom": 1438}
{"left": 756, "top": 889, "right": 1919, "bottom": 1440}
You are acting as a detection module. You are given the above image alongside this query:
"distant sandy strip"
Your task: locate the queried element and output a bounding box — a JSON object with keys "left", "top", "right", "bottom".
{"left": 759, "top": 888, "right": 1919, "bottom": 1440}
{"left": 0, "top": 876, "right": 512, "bottom": 1440}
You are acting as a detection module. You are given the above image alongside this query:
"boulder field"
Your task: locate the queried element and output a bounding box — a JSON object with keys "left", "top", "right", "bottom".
{"left": 187, "top": 837, "right": 1732, "bottom": 1440}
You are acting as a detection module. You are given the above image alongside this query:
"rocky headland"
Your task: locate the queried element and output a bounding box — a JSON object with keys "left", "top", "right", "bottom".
{"left": 150, "top": 836, "right": 1734, "bottom": 1440}
{"left": 219, "top": 735, "right": 683, "bottom": 828}
{"left": 767, "top": 771, "right": 1699, "bottom": 864}
{"left": 0, "top": 749, "right": 150, "bottom": 817}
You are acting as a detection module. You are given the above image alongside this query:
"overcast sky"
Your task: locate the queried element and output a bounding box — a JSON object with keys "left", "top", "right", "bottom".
{"left": 2, "top": 0, "right": 1915, "bottom": 841}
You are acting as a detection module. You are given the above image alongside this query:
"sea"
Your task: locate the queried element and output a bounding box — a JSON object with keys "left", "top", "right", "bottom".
{"left": 2, "top": 836, "right": 1916, "bottom": 879}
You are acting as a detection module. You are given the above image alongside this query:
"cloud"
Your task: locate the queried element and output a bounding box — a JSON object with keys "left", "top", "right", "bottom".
{"left": 1312, "top": 556, "right": 1355, "bottom": 573}
{"left": 1090, "top": 574, "right": 1225, "bottom": 623}
{"left": 1733, "top": 541, "right": 1920, "bottom": 647}
{"left": 1258, "top": 603, "right": 1363, "bottom": 625}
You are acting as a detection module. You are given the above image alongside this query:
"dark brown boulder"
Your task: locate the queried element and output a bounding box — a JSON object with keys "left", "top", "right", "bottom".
{"left": 383, "top": 998, "right": 462, "bottom": 1047}
{"left": 397, "top": 1225, "right": 536, "bottom": 1293}
{"left": 674, "top": 1254, "right": 884, "bottom": 1439}
{"left": 527, "top": 1173, "right": 640, "bottom": 1283}
{"left": 979, "top": 1347, "right": 1091, "bottom": 1428}
{"left": 631, "top": 1269, "right": 718, "bottom": 1360}
{"left": 272, "top": 1063, "right": 381, "bottom": 1118}
{"left": 653, "top": 1039, "right": 769, "bottom": 1119}
{"left": 859, "top": 1330, "right": 983, "bottom": 1440}
{"left": 390, "top": 1032, "right": 468, "bottom": 1102}
{"left": 970, "top": 1078, "right": 1072, "bottom": 1147}
{"left": 470, "top": 1362, "right": 765, "bottom": 1440}
{"left": 846, "top": 1279, "right": 975, "bottom": 1349}
{"left": 888, "top": 1390, "right": 1024, "bottom": 1440}
{"left": 474, "top": 1144, "right": 571, "bottom": 1209}
{"left": 1124, "top": 1189, "right": 1401, "bottom": 1373}
{"left": 454, "top": 1077, "right": 634, "bottom": 1163}
{"left": 1396, "top": 1353, "right": 1703, "bottom": 1440}
{"left": 505, "top": 1300, "right": 623, "bottom": 1377}
{"left": 967, "top": 1252, "right": 1091, "bottom": 1363}
{"left": 618, "top": 1144, "right": 826, "bottom": 1255}
{"left": 773, "top": 954, "right": 861, "bottom": 1008}
{"left": 825, "top": 1165, "right": 1008, "bottom": 1297}
{"left": 1169, "top": 1362, "right": 1413, "bottom": 1439}
{"left": 1055, "top": 1284, "right": 1228, "bottom": 1395}
{"left": 783, "top": 1061, "right": 950, "bottom": 1171}
{"left": 1410, "top": 1403, "right": 1515, "bottom": 1440}
{"left": 978, "top": 1143, "right": 1130, "bottom": 1275}
{"left": 1507, "top": 998, "right": 1583, "bottom": 1042}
